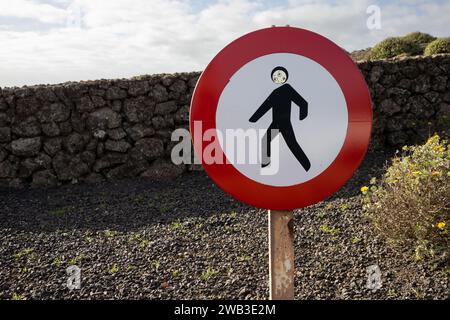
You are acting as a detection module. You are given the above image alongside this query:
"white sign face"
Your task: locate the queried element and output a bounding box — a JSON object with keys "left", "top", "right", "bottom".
{"left": 216, "top": 53, "right": 348, "bottom": 187}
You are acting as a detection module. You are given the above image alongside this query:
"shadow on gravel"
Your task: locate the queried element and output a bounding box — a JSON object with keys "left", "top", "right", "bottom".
{"left": 0, "top": 149, "right": 396, "bottom": 233}
{"left": 328, "top": 147, "right": 396, "bottom": 201}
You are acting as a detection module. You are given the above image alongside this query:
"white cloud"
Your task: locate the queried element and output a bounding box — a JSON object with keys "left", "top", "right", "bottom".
{"left": 0, "top": 0, "right": 449, "bottom": 87}
{"left": 0, "top": 0, "right": 67, "bottom": 24}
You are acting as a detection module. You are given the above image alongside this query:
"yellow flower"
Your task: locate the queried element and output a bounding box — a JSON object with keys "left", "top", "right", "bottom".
{"left": 437, "top": 221, "right": 446, "bottom": 230}
{"left": 427, "top": 136, "right": 437, "bottom": 144}
{"left": 433, "top": 145, "right": 444, "bottom": 151}
{"left": 431, "top": 171, "right": 441, "bottom": 177}
{"left": 360, "top": 186, "right": 369, "bottom": 194}
{"left": 412, "top": 171, "right": 422, "bottom": 176}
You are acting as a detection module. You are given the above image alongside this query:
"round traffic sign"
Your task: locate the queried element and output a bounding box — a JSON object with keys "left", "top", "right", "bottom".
{"left": 190, "top": 27, "right": 372, "bottom": 210}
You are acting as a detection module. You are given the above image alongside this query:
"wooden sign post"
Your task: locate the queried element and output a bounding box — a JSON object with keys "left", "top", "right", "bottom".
{"left": 269, "top": 210, "right": 295, "bottom": 300}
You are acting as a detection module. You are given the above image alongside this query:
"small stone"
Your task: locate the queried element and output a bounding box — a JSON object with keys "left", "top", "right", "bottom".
{"left": 38, "top": 102, "right": 71, "bottom": 123}
{"left": 32, "top": 170, "right": 57, "bottom": 187}
{"left": 107, "top": 128, "right": 127, "bottom": 140}
{"left": 110, "top": 100, "right": 122, "bottom": 112}
{"left": 408, "top": 96, "right": 433, "bottom": 118}
{"left": 16, "top": 96, "right": 40, "bottom": 116}
{"left": 123, "top": 97, "right": 146, "bottom": 123}
{"left": 0, "top": 98, "right": 7, "bottom": 111}
{"left": 35, "top": 153, "right": 52, "bottom": 169}
{"left": 91, "top": 95, "right": 106, "bottom": 108}
{"left": 0, "top": 160, "right": 16, "bottom": 178}
{"left": 9, "top": 178, "right": 24, "bottom": 189}
{"left": 386, "top": 116, "right": 404, "bottom": 132}
{"left": 104, "top": 139, "right": 131, "bottom": 153}
{"left": 160, "top": 281, "right": 169, "bottom": 289}
{"left": 161, "top": 75, "right": 175, "bottom": 86}
{"left": 87, "top": 108, "right": 122, "bottom": 129}
{"left": 93, "top": 152, "right": 128, "bottom": 172}
{"left": 128, "top": 81, "right": 150, "bottom": 96}
{"left": 154, "top": 101, "right": 177, "bottom": 115}
{"left": 94, "top": 129, "right": 107, "bottom": 140}
{"left": 76, "top": 96, "right": 95, "bottom": 112}
{"left": 93, "top": 158, "right": 110, "bottom": 172}
{"left": 174, "top": 105, "right": 189, "bottom": 124}
{"left": 0, "top": 113, "right": 11, "bottom": 126}
{"left": 188, "top": 76, "right": 199, "bottom": 88}
{"left": 378, "top": 99, "right": 400, "bottom": 116}
{"left": 90, "top": 88, "right": 106, "bottom": 97}
{"left": 105, "top": 160, "right": 147, "bottom": 180}
{"left": 150, "top": 84, "right": 168, "bottom": 103}
{"left": 59, "top": 121, "right": 73, "bottom": 135}
{"left": 424, "top": 91, "right": 440, "bottom": 104}
{"left": 64, "top": 132, "right": 86, "bottom": 154}
{"left": 42, "top": 122, "right": 61, "bottom": 137}
{"left": 397, "top": 78, "right": 411, "bottom": 90}
{"left": 52, "top": 152, "right": 89, "bottom": 180}
{"left": 12, "top": 116, "right": 41, "bottom": 137}
{"left": 97, "top": 142, "right": 104, "bottom": 157}
{"left": 134, "top": 138, "right": 164, "bottom": 161}
{"left": 169, "top": 80, "right": 187, "bottom": 95}
{"left": 412, "top": 74, "right": 430, "bottom": 93}
{"left": 85, "top": 139, "right": 98, "bottom": 151}
{"left": 0, "top": 147, "right": 7, "bottom": 162}
{"left": 152, "top": 116, "right": 166, "bottom": 129}
{"left": 11, "top": 137, "right": 42, "bottom": 157}
{"left": 432, "top": 75, "right": 447, "bottom": 92}
{"left": 0, "top": 127, "right": 11, "bottom": 143}
{"left": 141, "top": 159, "right": 185, "bottom": 180}
{"left": 370, "top": 66, "right": 383, "bottom": 83}
{"left": 126, "top": 124, "right": 155, "bottom": 141}
{"left": 35, "top": 87, "right": 58, "bottom": 103}
{"left": 84, "top": 172, "right": 104, "bottom": 184}
{"left": 80, "top": 151, "right": 96, "bottom": 166}
{"left": 437, "top": 102, "right": 450, "bottom": 117}
{"left": 387, "top": 131, "right": 408, "bottom": 146}
{"left": 71, "top": 112, "right": 86, "bottom": 133}
{"left": 18, "top": 158, "right": 41, "bottom": 178}
{"left": 43, "top": 138, "right": 62, "bottom": 156}
{"left": 105, "top": 86, "right": 127, "bottom": 100}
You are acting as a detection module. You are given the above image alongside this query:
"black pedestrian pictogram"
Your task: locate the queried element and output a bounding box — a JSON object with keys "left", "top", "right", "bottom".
{"left": 249, "top": 66, "right": 311, "bottom": 171}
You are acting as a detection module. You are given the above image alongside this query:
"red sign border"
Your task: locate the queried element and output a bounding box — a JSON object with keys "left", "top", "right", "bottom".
{"left": 190, "top": 27, "right": 372, "bottom": 210}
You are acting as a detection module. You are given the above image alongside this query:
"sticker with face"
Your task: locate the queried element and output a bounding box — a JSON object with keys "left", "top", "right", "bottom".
{"left": 272, "top": 69, "right": 287, "bottom": 84}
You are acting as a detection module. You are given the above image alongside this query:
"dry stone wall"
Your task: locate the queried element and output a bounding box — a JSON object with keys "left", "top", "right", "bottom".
{"left": 359, "top": 54, "right": 449, "bottom": 147}
{"left": 0, "top": 55, "right": 449, "bottom": 188}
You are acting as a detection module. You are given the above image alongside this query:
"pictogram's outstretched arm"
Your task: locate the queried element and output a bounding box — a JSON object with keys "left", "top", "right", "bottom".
{"left": 249, "top": 95, "right": 272, "bottom": 123}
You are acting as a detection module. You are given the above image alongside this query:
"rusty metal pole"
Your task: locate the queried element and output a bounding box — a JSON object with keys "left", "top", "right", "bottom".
{"left": 268, "top": 210, "right": 295, "bottom": 300}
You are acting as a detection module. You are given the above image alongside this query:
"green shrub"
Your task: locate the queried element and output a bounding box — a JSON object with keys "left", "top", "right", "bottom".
{"left": 350, "top": 48, "right": 371, "bottom": 61}
{"left": 201, "top": 267, "right": 218, "bottom": 282}
{"left": 363, "top": 135, "right": 449, "bottom": 263}
{"left": 369, "top": 37, "right": 422, "bottom": 60}
{"left": 403, "top": 32, "right": 436, "bottom": 46}
{"left": 424, "top": 38, "right": 450, "bottom": 55}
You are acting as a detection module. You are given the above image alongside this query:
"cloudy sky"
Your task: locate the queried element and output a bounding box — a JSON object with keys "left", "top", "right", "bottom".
{"left": 0, "top": 0, "right": 448, "bottom": 87}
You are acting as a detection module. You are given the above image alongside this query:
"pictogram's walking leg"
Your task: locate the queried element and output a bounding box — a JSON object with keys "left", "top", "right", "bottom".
{"left": 281, "top": 125, "right": 311, "bottom": 171}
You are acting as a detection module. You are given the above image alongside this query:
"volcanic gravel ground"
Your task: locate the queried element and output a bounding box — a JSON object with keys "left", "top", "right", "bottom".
{"left": 0, "top": 150, "right": 448, "bottom": 300}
